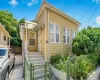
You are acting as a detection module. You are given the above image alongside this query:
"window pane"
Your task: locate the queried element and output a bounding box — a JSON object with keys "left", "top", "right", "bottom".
{"left": 0, "top": 49, "right": 6, "bottom": 56}
{"left": 56, "top": 34, "right": 59, "bottom": 42}
{"left": 4, "top": 36, "right": 6, "bottom": 41}
{"left": 56, "top": 25, "right": 59, "bottom": 34}
{"left": 67, "top": 37, "right": 69, "bottom": 43}
{"left": 50, "top": 24, "right": 54, "bottom": 33}
{"left": 64, "top": 29, "right": 66, "bottom": 36}
{"left": 67, "top": 30, "right": 69, "bottom": 37}
{"left": 63, "top": 36, "right": 66, "bottom": 43}
{"left": 50, "top": 33, "right": 54, "bottom": 42}
{"left": 30, "top": 39, "right": 35, "bottom": 46}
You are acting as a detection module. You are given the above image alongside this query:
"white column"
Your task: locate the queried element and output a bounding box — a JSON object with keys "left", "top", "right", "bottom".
{"left": 25, "top": 23, "right": 28, "bottom": 59}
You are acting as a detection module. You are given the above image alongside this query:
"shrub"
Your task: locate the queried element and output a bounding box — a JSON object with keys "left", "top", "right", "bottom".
{"left": 52, "top": 55, "right": 94, "bottom": 79}
{"left": 50, "top": 54, "right": 63, "bottom": 65}
{"left": 87, "top": 53, "right": 98, "bottom": 67}
{"left": 75, "top": 55, "right": 94, "bottom": 79}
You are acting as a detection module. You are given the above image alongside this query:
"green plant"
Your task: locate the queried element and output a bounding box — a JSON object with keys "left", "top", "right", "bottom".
{"left": 50, "top": 54, "right": 62, "bottom": 65}
{"left": 53, "top": 55, "right": 94, "bottom": 79}
{"left": 75, "top": 55, "right": 94, "bottom": 79}
{"left": 72, "top": 27, "right": 100, "bottom": 55}
{"left": 88, "top": 53, "right": 98, "bottom": 67}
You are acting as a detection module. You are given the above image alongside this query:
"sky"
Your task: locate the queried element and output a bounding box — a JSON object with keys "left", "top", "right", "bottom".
{"left": 0, "top": 0, "right": 100, "bottom": 30}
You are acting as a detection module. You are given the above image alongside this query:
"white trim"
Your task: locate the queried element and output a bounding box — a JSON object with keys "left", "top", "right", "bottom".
{"left": 29, "top": 31, "right": 36, "bottom": 47}
{"left": 45, "top": 9, "right": 46, "bottom": 61}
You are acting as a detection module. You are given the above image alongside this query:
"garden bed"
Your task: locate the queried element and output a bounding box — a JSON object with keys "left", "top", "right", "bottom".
{"left": 50, "top": 65, "right": 73, "bottom": 80}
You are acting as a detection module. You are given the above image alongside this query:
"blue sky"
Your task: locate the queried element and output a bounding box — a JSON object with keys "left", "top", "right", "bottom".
{"left": 0, "top": 0, "right": 100, "bottom": 29}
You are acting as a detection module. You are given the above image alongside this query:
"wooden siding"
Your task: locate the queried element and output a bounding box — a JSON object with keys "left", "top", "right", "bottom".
{"left": 0, "top": 28, "right": 10, "bottom": 46}
{"left": 48, "top": 10, "right": 79, "bottom": 56}
{"left": 37, "top": 8, "right": 49, "bottom": 58}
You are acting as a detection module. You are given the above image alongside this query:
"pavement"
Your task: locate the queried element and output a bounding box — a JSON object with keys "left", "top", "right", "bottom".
{"left": 87, "top": 66, "right": 100, "bottom": 80}
{"left": 9, "top": 55, "right": 24, "bottom": 80}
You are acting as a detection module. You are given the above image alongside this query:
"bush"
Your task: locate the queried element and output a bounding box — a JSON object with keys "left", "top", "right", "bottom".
{"left": 87, "top": 53, "right": 98, "bottom": 67}
{"left": 74, "top": 55, "right": 94, "bottom": 79}
{"left": 50, "top": 54, "right": 63, "bottom": 65}
{"left": 51, "top": 55, "right": 94, "bottom": 80}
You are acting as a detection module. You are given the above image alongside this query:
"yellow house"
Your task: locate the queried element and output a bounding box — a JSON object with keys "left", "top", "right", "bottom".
{"left": 20, "top": 1, "right": 80, "bottom": 60}
{"left": 0, "top": 23, "right": 11, "bottom": 47}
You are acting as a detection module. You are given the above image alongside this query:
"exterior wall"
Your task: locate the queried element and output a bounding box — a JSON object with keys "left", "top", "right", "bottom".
{"left": 0, "top": 27, "right": 10, "bottom": 46}
{"left": 48, "top": 10, "right": 79, "bottom": 56}
{"left": 36, "top": 9, "right": 49, "bottom": 58}
{"left": 24, "top": 29, "right": 38, "bottom": 52}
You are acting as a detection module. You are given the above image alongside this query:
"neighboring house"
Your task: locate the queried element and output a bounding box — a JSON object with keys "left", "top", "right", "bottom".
{"left": 0, "top": 24, "right": 11, "bottom": 46}
{"left": 20, "top": 1, "right": 80, "bottom": 60}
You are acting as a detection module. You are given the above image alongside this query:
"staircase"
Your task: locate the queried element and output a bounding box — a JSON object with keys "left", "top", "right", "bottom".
{"left": 28, "top": 52, "right": 47, "bottom": 80}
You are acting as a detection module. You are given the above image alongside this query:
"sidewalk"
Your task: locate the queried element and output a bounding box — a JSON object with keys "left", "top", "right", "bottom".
{"left": 10, "top": 55, "right": 24, "bottom": 80}
{"left": 87, "top": 66, "right": 100, "bottom": 80}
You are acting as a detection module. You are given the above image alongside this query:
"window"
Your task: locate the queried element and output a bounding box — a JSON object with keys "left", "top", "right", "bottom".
{"left": 50, "top": 23, "right": 60, "bottom": 43}
{"left": 0, "top": 49, "right": 6, "bottom": 56}
{"left": 50, "top": 24, "right": 54, "bottom": 42}
{"left": 4, "top": 36, "right": 6, "bottom": 41}
{"left": 63, "top": 28, "right": 70, "bottom": 44}
{"left": 29, "top": 32, "right": 36, "bottom": 46}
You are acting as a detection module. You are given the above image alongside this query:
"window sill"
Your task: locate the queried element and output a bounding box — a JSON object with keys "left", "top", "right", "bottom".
{"left": 50, "top": 42, "right": 60, "bottom": 44}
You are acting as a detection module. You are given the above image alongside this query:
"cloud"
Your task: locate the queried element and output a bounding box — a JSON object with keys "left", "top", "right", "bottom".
{"left": 27, "top": 0, "right": 38, "bottom": 6}
{"left": 92, "top": 0, "right": 100, "bottom": 4}
{"left": 9, "top": 0, "right": 18, "bottom": 6}
{"left": 96, "top": 16, "right": 100, "bottom": 24}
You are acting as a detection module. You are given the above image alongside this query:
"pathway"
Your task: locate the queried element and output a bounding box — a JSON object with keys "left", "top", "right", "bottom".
{"left": 9, "top": 55, "right": 24, "bottom": 80}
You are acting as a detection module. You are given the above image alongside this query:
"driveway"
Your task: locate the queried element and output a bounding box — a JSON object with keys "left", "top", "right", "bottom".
{"left": 9, "top": 55, "right": 24, "bottom": 80}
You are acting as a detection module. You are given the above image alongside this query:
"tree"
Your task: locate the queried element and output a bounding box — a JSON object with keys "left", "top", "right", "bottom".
{"left": 0, "top": 10, "right": 21, "bottom": 46}
{"left": 72, "top": 27, "right": 100, "bottom": 55}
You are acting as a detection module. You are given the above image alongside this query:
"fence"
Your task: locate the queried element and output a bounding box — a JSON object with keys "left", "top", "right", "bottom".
{"left": 24, "top": 55, "right": 52, "bottom": 80}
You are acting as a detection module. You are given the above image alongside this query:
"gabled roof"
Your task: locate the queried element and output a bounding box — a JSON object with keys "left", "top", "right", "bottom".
{"left": 0, "top": 24, "right": 12, "bottom": 38}
{"left": 35, "top": 1, "right": 80, "bottom": 25}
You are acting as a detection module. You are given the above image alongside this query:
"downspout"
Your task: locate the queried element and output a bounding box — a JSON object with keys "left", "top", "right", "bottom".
{"left": 45, "top": 8, "right": 46, "bottom": 61}
{"left": 48, "top": 8, "right": 50, "bottom": 60}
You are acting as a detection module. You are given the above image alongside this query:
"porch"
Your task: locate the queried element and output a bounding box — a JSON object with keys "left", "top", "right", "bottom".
{"left": 20, "top": 21, "right": 47, "bottom": 60}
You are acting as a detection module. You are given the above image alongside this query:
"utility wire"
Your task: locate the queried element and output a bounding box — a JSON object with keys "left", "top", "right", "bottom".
{"left": 80, "top": 3, "right": 94, "bottom": 22}
{"left": 86, "top": 5, "right": 98, "bottom": 26}
{"left": 66, "top": 0, "right": 81, "bottom": 9}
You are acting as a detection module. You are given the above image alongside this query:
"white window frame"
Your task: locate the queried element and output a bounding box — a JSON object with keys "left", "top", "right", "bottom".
{"left": 50, "top": 23, "right": 60, "bottom": 43}
{"left": 63, "top": 28, "right": 70, "bottom": 44}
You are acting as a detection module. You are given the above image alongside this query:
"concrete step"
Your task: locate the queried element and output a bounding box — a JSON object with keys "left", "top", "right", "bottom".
{"left": 29, "top": 57, "right": 45, "bottom": 61}
{"left": 28, "top": 55, "right": 43, "bottom": 58}
{"left": 30, "top": 60, "right": 45, "bottom": 65}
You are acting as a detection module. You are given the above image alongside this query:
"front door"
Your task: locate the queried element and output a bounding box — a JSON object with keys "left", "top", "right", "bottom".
{"left": 38, "top": 30, "right": 41, "bottom": 52}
